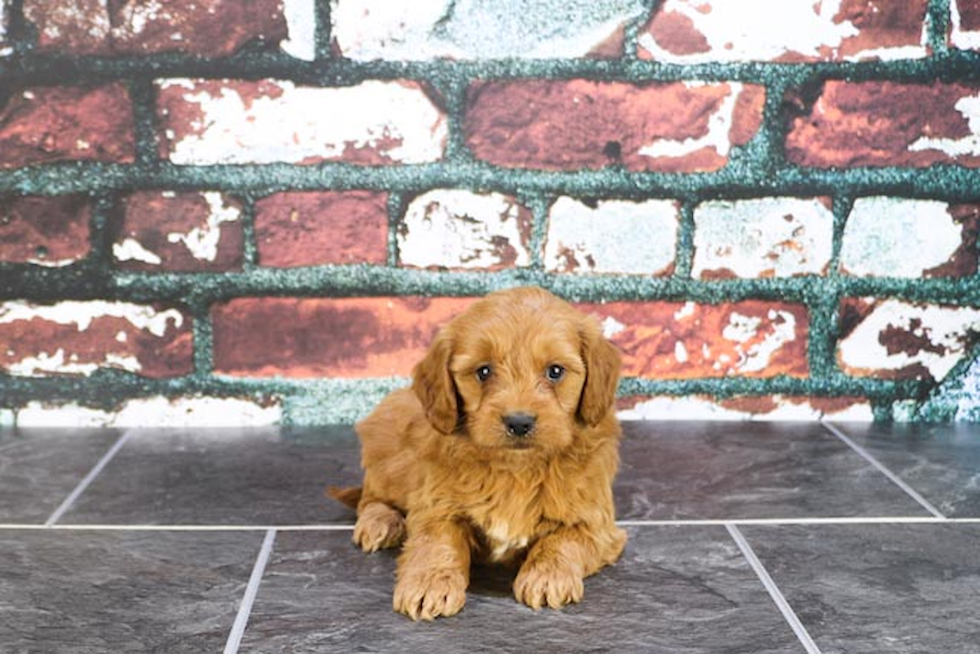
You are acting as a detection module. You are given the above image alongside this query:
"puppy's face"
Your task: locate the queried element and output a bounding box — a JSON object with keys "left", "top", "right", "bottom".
{"left": 412, "top": 287, "right": 621, "bottom": 454}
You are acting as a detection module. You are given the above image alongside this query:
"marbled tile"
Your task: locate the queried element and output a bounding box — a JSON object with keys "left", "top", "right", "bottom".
{"left": 0, "top": 428, "right": 123, "bottom": 523}
{"left": 831, "top": 422, "right": 980, "bottom": 518}
{"left": 239, "top": 527, "right": 801, "bottom": 653}
{"left": 614, "top": 422, "right": 928, "bottom": 520}
{"left": 0, "top": 529, "right": 262, "bottom": 651}
{"left": 741, "top": 524, "right": 980, "bottom": 654}
{"left": 58, "top": 427, "right": 362, "bottom": 526}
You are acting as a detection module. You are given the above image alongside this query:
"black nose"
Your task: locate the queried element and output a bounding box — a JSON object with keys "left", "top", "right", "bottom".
{"left": 503, "top": 413, "right": 536, "bottom": 437}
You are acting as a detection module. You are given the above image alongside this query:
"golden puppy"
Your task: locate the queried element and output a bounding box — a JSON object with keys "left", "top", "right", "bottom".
{"left": 332, "top": 286, "right": 626, "bottom": 620}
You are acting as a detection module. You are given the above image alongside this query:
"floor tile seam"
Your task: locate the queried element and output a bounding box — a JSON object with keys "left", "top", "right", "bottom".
{"left": 3, "top": 517, "right": 980, "bottom": 531}
{"left": 223, "top": 528, "right": 277, "bottom": 654}
{"left": 617, "top": 516, "right": 971, "bottom": 526}
{"left": 726, "top": 523, "right": 822, "bottom": 654}
{"left": 821, "top": 421, "right": 946, "bottom": 520}
{"left": 0, "top": 523, "right": 358, "bottom": 531}
{"left": 43, "top": 429, "right": 137, "bottom": 527}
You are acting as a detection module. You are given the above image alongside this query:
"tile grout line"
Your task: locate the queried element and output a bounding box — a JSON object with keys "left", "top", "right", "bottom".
{"left": 821, "top": 422, "right": 946, "bottom": 520}
{"left": 4, "top": 516, "right": 980, "bottom": 532}
{"left": 617, "top": 516, "right": 959, "bottom": 527}
{"left": 224, "top": 528, "right": 277, "bottom": 654}
{"left": 44, "top": 429, "right": 137, "bottom": 527}
{"left": 726, "top": 524, "right": 822, "bottom": 654}
{"left": 31, "top": 523, "right": 357, "bottom": 531}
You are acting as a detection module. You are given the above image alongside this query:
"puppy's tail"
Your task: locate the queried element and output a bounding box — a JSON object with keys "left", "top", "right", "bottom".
{"left": 326, "top": 485, "right": 362, "bottom": 509}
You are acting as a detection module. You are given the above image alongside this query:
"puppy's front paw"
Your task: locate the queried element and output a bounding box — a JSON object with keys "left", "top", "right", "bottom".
{"left": 353, "top": 502, "right": 406, "bottom": 552}
{"left": 514, "top": 561, "right": 584, "bottom": 610}
{"left": 393, "top": 569, "right": 467, "bottom": 621}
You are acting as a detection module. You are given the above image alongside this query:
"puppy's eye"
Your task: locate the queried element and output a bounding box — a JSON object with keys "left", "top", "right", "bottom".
{"left": 476, "top": 365, "right": 492, "bottom": 382}
{"left": 546, "top": 364, "right": 565, "bottom": 382}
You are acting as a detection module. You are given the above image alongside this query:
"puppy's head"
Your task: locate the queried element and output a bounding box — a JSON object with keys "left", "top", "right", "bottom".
{"left": 412, "top": 287, "right": 621, "bottom": 453}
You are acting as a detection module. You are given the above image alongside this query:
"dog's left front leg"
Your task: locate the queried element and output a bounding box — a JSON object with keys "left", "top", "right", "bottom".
{"left": 514, "top": 522, "right": 626, "bottom": 610}
{"left": 393, "top": 516, "right": 474, "bottom": 621}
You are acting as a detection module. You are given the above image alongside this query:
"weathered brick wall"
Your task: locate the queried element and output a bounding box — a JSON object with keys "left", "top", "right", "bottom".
{"left": 2, "top": 0, "right": 980, "bottom": 426}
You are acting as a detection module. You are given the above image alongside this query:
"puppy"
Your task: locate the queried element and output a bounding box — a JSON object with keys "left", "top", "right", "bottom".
{"left": 332, "top": 286, "right": 626, "bottom": 620}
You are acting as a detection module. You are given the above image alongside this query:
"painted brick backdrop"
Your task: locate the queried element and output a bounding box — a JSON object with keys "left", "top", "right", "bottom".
{"left": 2, "top": 0, "right": 980, "bottom": 427}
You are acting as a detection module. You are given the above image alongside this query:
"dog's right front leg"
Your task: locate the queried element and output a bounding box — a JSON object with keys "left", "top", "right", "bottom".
{"left": 393, "top": 516, "right": 473, "bottom": 621}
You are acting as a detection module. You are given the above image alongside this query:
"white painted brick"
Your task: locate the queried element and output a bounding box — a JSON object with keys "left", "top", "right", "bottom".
{"left": 839, "top": 300, "right": 980, "bottom": 380}
{"left": 332, "top": 0, "right": 644, "bottom": 60}
{"left": 618, "top": 395, "right": 873, "bottom": 421}
{"left": 14, "top": 396, "right": 282, "bottom": 428}
{"left": 840, "top": 198, "right": 966, "bottom": 277}
{"left": 639, "top": 0, "right": 928, "bottom": 63}
{"left": 159, "top": 79, "right": 447, "bottom": 165}
{"left": 281, "top": 0, "right": 315, "bottom": 60}
{"left": 398, "top": 190, "right": 530, "bottom": 269}
{"left": 545, "top": 197, "right": 679, "bottom": 275}
{"left": 692, "top": 198, "right": 834, "bottom": 279}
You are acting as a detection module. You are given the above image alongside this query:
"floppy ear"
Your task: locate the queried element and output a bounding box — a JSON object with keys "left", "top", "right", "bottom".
{"left": 411, "top": 333, "right": 459, "bottom": 434}
{"left": 578, "top": 320, "right": 622, "bottom": 427}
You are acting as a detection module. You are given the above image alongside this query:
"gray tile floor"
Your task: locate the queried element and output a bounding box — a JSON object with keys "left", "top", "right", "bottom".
{"left": 1, "top": 421, "right": 978, "bottom": 653}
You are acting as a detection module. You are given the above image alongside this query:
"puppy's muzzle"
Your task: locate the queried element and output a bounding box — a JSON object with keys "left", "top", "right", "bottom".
{"left": 503, "top": 412, "right": 536, "bottom": 438}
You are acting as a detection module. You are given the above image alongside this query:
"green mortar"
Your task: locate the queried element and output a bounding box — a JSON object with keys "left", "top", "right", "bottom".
{"left": 283, "top": 378, "right": 409, "bottom": 426}
{"left": 1, "top": 0, "right": 980, "bottom": 424}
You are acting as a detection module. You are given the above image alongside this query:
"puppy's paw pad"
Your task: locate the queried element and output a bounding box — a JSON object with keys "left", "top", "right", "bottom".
{"left": 353, "top": 503, "right": 406, "bottom": 552}
{"left": 393, "top": 570, "right": 467, "bottom": 621}
{"left": 514, "top": 563, "right": 584, "bottom": 610}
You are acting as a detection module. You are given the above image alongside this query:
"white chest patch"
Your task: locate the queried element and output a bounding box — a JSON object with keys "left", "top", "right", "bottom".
{"left": 484, "top": 522, "right": 530, "bottom": 562}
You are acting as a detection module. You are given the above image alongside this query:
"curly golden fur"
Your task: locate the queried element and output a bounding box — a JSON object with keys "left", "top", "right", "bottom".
{"left": 333, "top": 286, "right": 626, "bottom": 620}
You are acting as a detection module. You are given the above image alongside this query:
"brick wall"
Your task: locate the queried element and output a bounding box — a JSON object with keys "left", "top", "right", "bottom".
{"left": 2, "top": 0, "right": 980, "bottom": 426}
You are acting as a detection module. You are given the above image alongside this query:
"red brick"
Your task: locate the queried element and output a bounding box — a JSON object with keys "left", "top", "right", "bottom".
{"left": 0, "top": 301, "right": 193, "bottom": 378}
{"left": 830, "top": 0, "right": 930, "bottom": 57}
{"left": 639, "top": 0, "right": 928, "bottom": 62}
{"left": 0, "top": 85, "right": 135, "bottom": 169}
{"left": 255, "top": 191, "right": 388, "bottom": 267}
{"left": 465, "top": 80, "right": 764, "bottom": 172}
{"left": 641, "top": 9, "right": 709, "bottom": 59}
{"left": 23, "top": 0, "right": 106, "bottom": 55}
{"left": 23, "top": 0, "right": 286, "bottom": 56}
{"left": 959, "top": 0, "right": 980, "bottom": 31}
{"left": 581, "top": 300, "right": 808, "bottom": 379}
{"left": 112, "top": 191, "right": 244, "bottom": 272}
{"left": 786, "top": 81, "right": 980, "bottom": 168}
{"left": 213, "top": 297, "right": 809, "bottom": 380}
{"left": 0, "top": 196, "right": 91, "bottom": 266}
{"left": 212, "top": 297, "right": 474, "bottom": 378}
